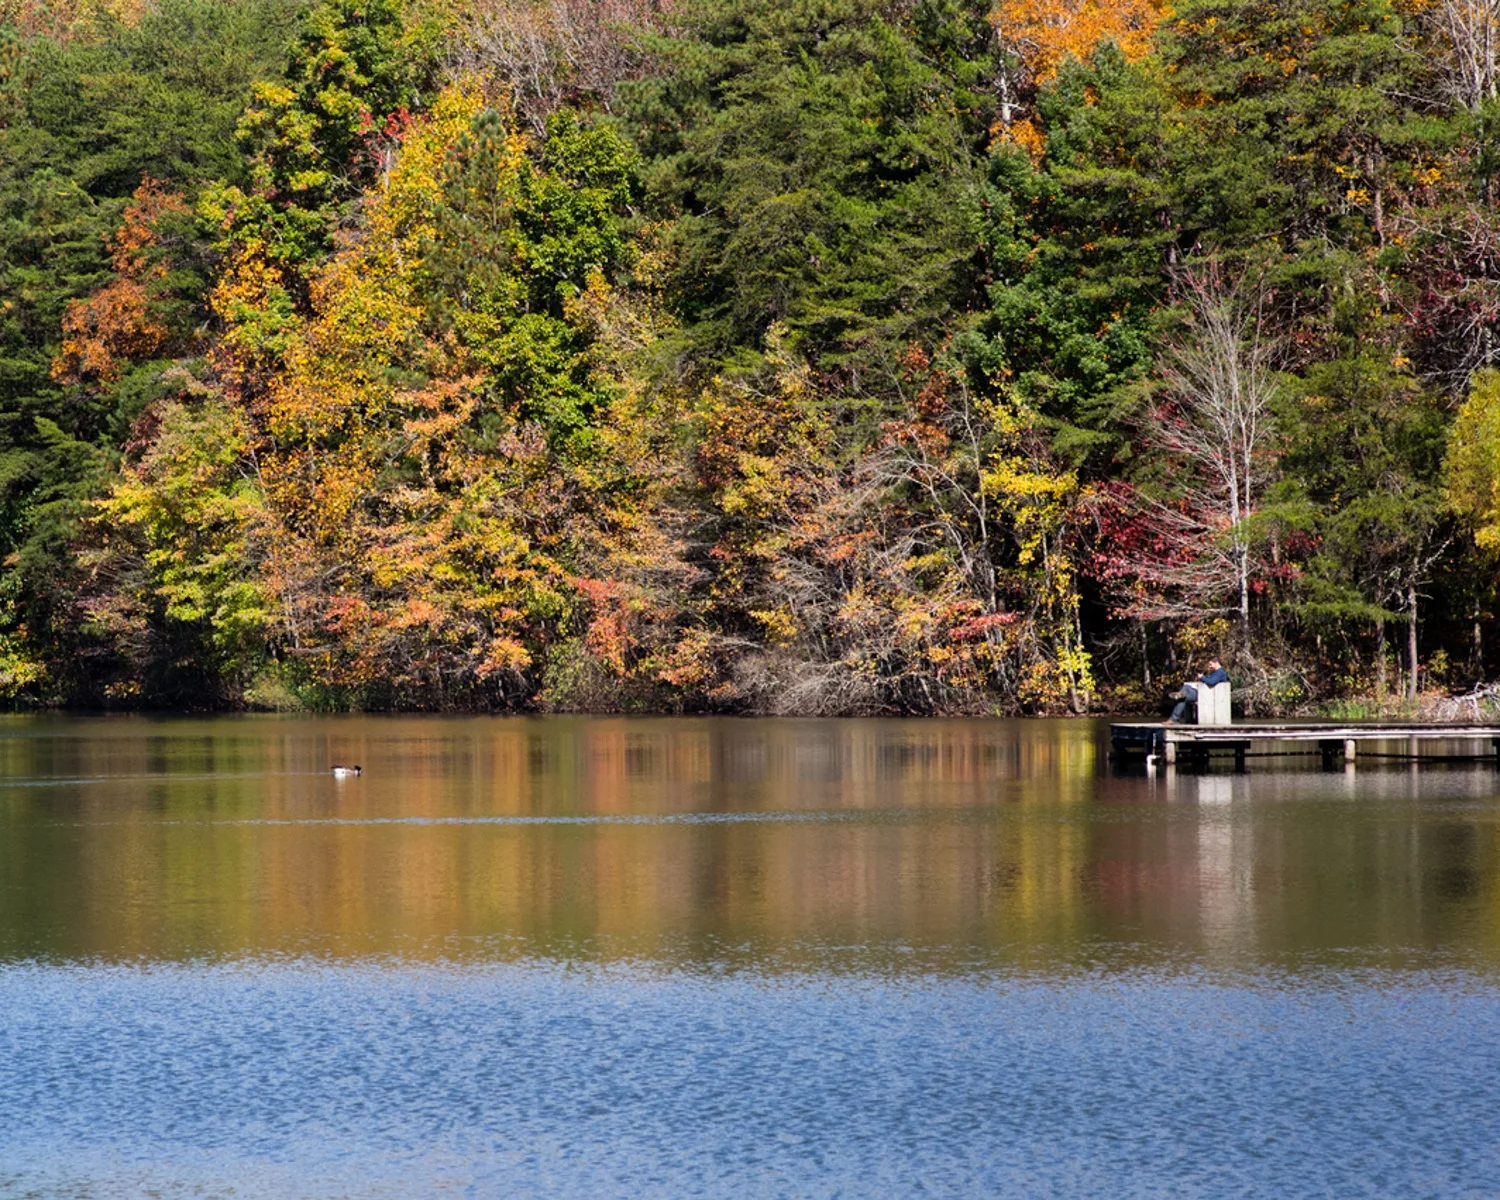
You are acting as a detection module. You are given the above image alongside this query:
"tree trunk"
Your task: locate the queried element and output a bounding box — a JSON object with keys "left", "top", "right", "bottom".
{"left": 1407, "top": 581, "right": 1419, "bottom": 701}
{"left": 1074, "top": 604, "right": 1090, "bottom": 713}
{"left": 998, "top": 74, "right": 1012, "bottom": 127}
{"left": 1238, "top": 548, "right": 1251, "bottom": 652}
{"left": 1473, "top": 596, "right": 1485, "bottom": 681}
{"left": 1375, "top": 617, "right": 1387, "bottom": 698}
{"left": 1141, "top": 621, "right": 1151, "bottom": 691}
{"left": 1063, "top": 623, "right": 1081, "bottom": 715}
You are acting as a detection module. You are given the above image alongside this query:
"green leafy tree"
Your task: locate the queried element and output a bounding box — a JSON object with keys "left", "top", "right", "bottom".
{"left": 201, "top": 0, "right": 442, "bottom": 275}
{"left": 423, "top": 106, "right": 639, "bottom": 444}
{"left": 1280, "top": 318, "right": 1450, "bottom": 697}
{"left": 84, "top": 380, "right": 273, "bottom": 703}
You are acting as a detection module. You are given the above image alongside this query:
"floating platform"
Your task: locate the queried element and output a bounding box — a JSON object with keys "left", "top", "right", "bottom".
{"left": 1110, "top": 722, "right": 1500, "bottom": 768}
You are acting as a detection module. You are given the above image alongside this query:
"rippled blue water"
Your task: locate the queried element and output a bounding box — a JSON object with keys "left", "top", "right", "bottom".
{"left": 4, "top": 961, "right": 1499, "bottom": 1197}
{"left": 4, "top": 715, "right": 1500, "bottom": 1196}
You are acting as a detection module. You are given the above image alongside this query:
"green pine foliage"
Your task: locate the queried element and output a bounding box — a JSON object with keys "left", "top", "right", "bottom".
{"left": 966, "top": 45, "right": 1174, "bottom": 461}
{"left": 625, "top": 0, "right": 990, "bottom": 387}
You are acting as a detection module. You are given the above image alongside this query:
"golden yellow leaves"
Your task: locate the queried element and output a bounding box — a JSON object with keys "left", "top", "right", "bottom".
{"left": 750, "top": 608, "right": 801, "bottom": 644}
{"left": 208, "top": 250, "right": 303, "bottom": 384}
{"left": 1445, "top": 369, "right": 1500, "bottom": 551}
{"left": 979, "top": 395, "right": 1096, "bottom": 709}
{"left": 991, "top": 0, "right": 1167, "bottom": 90}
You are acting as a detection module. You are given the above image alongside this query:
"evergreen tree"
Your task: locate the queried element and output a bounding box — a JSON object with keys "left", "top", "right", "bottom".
{"left": 624, "top": 0, "right": 989, "bottom": 388}
{"left": 966, "top": 44, "right": 1175, "bottom": 462}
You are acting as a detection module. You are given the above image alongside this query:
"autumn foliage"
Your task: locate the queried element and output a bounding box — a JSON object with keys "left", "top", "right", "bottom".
{"left": 4, "top": 0, "right": 1500, "bottom": 713}
{"left": 52, "top": 180, "right": 190, "bottom": 385}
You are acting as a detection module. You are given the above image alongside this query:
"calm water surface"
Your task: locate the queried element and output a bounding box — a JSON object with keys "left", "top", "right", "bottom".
{"left": 3, "top": 714, "right": 1500, "bottom": 1196}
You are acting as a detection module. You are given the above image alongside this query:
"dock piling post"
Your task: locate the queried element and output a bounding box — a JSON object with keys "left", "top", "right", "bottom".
{"left": 1344, "top": 739, "right": 1357, "bottom": 765}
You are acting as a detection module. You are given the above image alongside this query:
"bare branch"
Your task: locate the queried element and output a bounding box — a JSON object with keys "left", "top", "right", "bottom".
{"left": 1110, "top": 258, "right": 1280, "bottom": 646}
{"left": 453, "top": 0, "right": 674, "bottom": 137}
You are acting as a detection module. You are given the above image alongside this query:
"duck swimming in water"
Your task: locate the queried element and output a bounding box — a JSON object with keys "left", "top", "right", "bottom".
{"left": 331, "top": 765, "right": 362, "bottom": 778}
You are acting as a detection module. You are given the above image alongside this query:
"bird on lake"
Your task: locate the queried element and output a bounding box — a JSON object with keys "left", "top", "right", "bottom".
{"left": 331, "top": 765, "right": 362, "bottom": 778}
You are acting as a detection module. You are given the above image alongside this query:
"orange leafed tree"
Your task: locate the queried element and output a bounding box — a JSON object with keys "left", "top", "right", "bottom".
{"left": 52, "top": 178, "right": 190, "bottom": 384}
{"left": 992, "top": 0, "right": 1164, "bottom": 85}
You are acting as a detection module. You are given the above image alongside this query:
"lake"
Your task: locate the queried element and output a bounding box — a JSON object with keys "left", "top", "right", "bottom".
{"left": 2, "top": 714, "right": 1499, "bottom": 1196}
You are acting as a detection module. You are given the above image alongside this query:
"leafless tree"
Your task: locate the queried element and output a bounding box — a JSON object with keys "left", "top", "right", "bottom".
{"left": 1116, "top": 259, "right": 1280, "bottom": 652}
{"left": 1423, "top": 0, "right": 1500, "bottom": 114}
{"left": 453, "top": 0, "right": 674, "bottom": 137}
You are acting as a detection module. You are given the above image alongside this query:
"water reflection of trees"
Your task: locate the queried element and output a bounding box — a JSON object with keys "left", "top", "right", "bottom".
{"left": 0, "top": 716, "right": 1497, "bottom": 971}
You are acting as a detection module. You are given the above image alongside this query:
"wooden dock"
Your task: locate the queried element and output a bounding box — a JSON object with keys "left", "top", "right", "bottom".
{"left": 1110, "top": 722, "right": 1500, "bottom": 768}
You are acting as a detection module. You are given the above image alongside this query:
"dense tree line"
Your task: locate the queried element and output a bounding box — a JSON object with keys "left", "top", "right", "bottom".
{"left": 3, "top": 0, "right": 1500, "bottom": 713}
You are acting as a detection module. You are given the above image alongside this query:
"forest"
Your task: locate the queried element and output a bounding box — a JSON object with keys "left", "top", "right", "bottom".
{"left": 3, "top": 0, "right": 1500, "bottom": 715}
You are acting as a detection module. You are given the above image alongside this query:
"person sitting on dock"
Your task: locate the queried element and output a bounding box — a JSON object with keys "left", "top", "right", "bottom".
{"left": 1166, "top": 659, "right": 1229, "bottom": 724}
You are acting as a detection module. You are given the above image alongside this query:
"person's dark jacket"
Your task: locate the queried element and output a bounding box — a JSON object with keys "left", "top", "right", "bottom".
{"left": 1198, "top": 667, "right": 1229, "bottom": 687}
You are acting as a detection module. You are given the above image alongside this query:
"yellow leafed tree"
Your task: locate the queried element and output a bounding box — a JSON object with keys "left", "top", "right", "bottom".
{"left": 980, "top": 396, "right": 1096, "bottom": 712}
{"left": 1446, "top": 368, "right": 1500, "bottom": 551}
{"left": 255, "top": 84, "right": 552, "bottom": 700}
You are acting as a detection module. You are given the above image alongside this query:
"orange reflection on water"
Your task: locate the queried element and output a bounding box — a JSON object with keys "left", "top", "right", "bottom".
{"left": 1, "top": 714, "right": 1498, "bottom": 970}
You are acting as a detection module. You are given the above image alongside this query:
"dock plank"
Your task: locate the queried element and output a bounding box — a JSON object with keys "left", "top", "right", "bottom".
{"left": 1109, "top": 722, "right": 1500, "bottom": 766}
{"left": 1112, "top": 723, "right": 1500, "bottom": 742}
